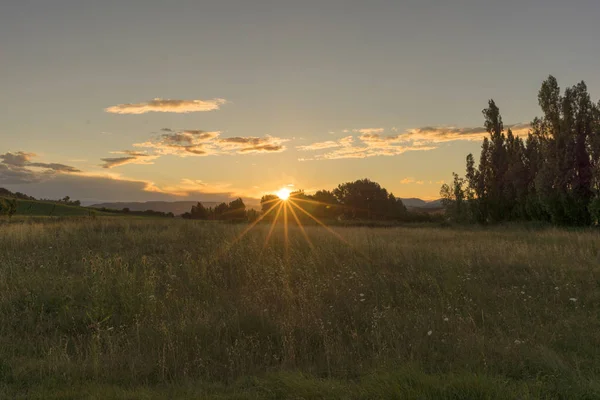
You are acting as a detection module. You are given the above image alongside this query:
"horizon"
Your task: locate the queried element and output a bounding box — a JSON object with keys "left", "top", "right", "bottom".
{"left": 2, "top": 1, "right": 600, "bottom": 203}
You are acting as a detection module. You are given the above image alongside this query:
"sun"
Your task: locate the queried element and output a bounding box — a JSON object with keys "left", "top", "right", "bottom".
{"left": 276, "top": 188, "right": 291, "bottom": 200}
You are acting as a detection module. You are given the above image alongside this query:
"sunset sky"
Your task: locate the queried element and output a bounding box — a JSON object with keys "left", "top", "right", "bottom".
{"left": 2, "top": 0, "right": 599, "bottom": 204}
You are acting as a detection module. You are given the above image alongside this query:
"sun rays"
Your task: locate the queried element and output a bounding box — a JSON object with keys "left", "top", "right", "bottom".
{"left": 237, "top": 189, "right": 344, "bottom": 252}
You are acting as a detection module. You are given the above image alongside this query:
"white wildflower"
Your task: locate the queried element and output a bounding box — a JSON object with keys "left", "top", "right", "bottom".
{"left": 427, "top": 330, "right": 433, "bottom": 336}
{"left": 569, "top": 298, "right": 577, "bottom": 302}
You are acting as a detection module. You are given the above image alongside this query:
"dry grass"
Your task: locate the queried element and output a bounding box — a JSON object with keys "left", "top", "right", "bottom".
{"left": 0, "top": 218, "right": 599, "bottom": 398}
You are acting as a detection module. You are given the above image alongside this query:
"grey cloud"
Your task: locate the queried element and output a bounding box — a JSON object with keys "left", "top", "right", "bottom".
{"left": 0, "top": 151, "right": 81, "bottom": 183}
{"left": 100, "top": 151, "right": 159, "bottom": 169}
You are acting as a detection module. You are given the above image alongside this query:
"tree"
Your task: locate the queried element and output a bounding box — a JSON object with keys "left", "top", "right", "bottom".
{"left": 445, "top": 75, "right": 600, "bottom": 226}
{"left": 190, "top": 202, "right": 209, "bottom": 219}
{"left": 260, "top": 194, "right": 279, "bottom": 214}
{"left": 0, "top": 198, "right": 17, "bottom": 219}
{"left": 213, "top": 202, "right": 229, "bottom": 219}
{"left": 440, "top": 173, "right": 468, "bottom": 223}
{"left": 334, "top": 178, "right": 406, "bottom": 220}
{"left": 309, "top": 190, "right": 340, "bottom": 219}
{"left": 226, "top": 198, "right": 246, "bottom": 220}
{"left": 482, "top": 100, "right": 509, "bottom": 221}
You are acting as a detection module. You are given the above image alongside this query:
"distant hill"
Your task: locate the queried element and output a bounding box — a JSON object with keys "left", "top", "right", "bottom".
{"left": 90, "top": 201, "right": 221, "bottom": 216}
{"left": 401, "top": 198, "right": 443, "bottom": 209}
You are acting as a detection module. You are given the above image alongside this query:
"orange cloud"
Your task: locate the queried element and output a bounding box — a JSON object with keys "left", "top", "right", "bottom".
{"left": 298, "top": 123, "right": 530, "bottom": 160}
{"left": 105, "top": 98, "right": 227, "bottom": 114}
{"left": 133, "top": 130, "right": 287, "bottom": 157}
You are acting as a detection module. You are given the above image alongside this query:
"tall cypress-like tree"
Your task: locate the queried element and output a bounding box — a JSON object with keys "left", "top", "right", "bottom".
{"left": 482, "top": 100, "right": 508, "bottom": 221}
{"left": 444, "top": 75, "right": 600, "bottom": 226}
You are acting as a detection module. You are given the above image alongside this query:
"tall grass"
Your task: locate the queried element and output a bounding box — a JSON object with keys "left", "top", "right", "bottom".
{"left": 0, "top": 218, "right": 599, "bottom": 398}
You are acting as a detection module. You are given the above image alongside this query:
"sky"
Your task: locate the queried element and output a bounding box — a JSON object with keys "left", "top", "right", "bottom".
{"left": 1, "top": 0, "right": 599, "bottom": 204}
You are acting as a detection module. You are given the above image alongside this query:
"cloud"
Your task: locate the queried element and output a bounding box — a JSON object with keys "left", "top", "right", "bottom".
{"left": 297, "top": 136, "right": 354, "bottom": 151}
{"left": 354, "top": 128, "right": 385, "bottom": 135}
{"left": 298, "top": 123, "right": 530, "bottom": 160}
{"left": 1, "top": 163, "right": 261, "bottom": 205}
{"left": 133, "top": 130, "right": 288, "bottom": 157}
{"left": 399, "top": 123, "right": 530, "bottom": 144}
{"left": 400, "top": 178, "right": 415, "bottom": 184}
{"left": 217, "top": 136, "right": 287, "bottom": 153}
{"left": 100, "top": 150, "right": 159, "bottom": 169}
{"left": 0, "top": 152, "right": 82, "bottom": 184}
{"left": 105, "top": 98, "right": 227, "bottom": 114}
{"left": 1, "top": 151, "right": 32, "bottom": 166}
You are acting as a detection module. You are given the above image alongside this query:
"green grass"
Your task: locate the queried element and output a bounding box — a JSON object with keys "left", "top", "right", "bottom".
{"left": 0, "top": 218, "right": 599, "bottom": 398}
{"left": 4, "top": 198, "right": 98, "bottom": 217}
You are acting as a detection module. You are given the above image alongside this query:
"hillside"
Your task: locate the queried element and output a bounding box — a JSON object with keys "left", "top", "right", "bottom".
{"left": 89, "top": 201, "right": 221, "bottom": 216}
{"left": 400, "top": 197, "right": 443, "bottom": 209}
{"left": 5, "top": 198, "right": 97, "bottom": 217}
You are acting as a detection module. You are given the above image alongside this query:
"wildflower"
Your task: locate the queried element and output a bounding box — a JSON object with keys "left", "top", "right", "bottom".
{"left": 360, "top": 298, "right": 366, "bottom": 302}
{"left": 569, "top": 298, "right": 577, "bottom": 302}
{"left": 443, "top": 317, "right": 449, "bottom": 322}
{"left": 427, "top": 330, "right": 433, "bottom": 336}
{"left": 554, "top": 287, "right": 559, "bottom": 290}
{"left": 521, "top": 291, "right": 525, "bottom": 295}
{"left": 359, "top": 293, "right": 365, "bottom": 297}
{"left": 514, "top": 339, "right": 522, "bottom": 345}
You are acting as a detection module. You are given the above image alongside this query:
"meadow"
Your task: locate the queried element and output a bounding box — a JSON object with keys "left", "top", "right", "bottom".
{"left": 0, "top": 218, "right": 599, "bottom": 399}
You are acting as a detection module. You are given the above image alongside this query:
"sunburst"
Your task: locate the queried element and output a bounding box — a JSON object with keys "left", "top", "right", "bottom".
{"left": 220, "top": 188, "right": 365, "bottom": 261}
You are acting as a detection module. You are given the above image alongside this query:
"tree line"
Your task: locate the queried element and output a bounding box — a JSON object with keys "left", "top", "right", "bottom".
{"left": 97, "top": 207, "right": 175, "bottom": 218}
{"left": 182, "top": 179, "right": 438, "bottom": 224}
{"left": 260, "top": 179, "right": 411, "bottom": 222}
{"left": 182, "top": 198, "right": 259, "bottom": 221}
{"left": 441, "top": 76, "right": 600, "bottom": 226}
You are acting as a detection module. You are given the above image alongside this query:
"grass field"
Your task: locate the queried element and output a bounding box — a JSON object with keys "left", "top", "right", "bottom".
{"left": 0, "top": 218, "right": 599, "bottom": 399}
{"left": 4, "top": 198, "right": 98, "bottom": 217}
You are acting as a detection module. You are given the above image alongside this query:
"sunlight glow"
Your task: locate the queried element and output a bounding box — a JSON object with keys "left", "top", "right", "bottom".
{"left": 276, "top": 188, "right": 291, "bottom": 200}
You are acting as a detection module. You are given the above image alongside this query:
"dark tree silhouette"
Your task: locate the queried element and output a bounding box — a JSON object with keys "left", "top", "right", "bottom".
{"left": 334, "top": 179, "right": 406, "bottom": 220}
{"left": 442, "top": 75, "right": 600, "bottom": 226}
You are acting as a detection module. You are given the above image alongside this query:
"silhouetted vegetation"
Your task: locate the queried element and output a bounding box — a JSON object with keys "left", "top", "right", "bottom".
{"left": 442, "top": 76, "right": 600, "bottom": 226}
{"left": 258, "top": 179, "right": 437, "bottom": 224}
{"left": 0, "top": 198, "right": 17, "bottom": 219}
{"left": 97, "top": 207, "right": 175, "bottom": 218}
{"left": 0, "top": 188, "right": 35, "bottom": 200}
{"left": 181, "top": 198, "right": 247, "bottom": 221}
{"left": 0, "top": 187, "right": 81, "bottom": 206}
